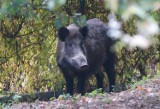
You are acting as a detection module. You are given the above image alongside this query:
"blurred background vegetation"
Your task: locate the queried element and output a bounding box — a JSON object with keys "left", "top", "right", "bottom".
{"left": 0, "top": 0, "right": 159, "bottom": 95}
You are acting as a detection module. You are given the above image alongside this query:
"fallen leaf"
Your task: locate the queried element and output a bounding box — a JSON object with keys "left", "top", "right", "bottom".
{"left": 146, "top": 88, "right": 152, "bottom": 92}
{"left": 136, "top": 86, "right": 144, "bottom": 91}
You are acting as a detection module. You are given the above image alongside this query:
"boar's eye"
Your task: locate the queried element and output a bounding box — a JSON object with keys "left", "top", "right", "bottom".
{"left": 80, "top": 42, "right": 84, "bottom": 49}
{"left": 66, "top": 43, "right": 74, "bottom": 47}
{"left": 68, "top": 43, "right": 73, "bottom": 47}
{"left": 80, "top": 42, "right": 86, "bottom": 54}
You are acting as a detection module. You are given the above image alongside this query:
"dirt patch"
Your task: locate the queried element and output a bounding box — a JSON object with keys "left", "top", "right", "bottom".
{"left": 10, "top": 77, "right": 160, "bottom": 109}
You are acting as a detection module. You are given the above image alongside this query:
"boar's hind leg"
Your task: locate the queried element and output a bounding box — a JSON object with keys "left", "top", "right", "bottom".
{"left": 77, "top": 73, "right": 87, "bottom": 95}
{"left": 95, "top": 69, "right": 104, "bottom": 90}
{"left": 103, "top": 52, "right": 116, "bottom": 92}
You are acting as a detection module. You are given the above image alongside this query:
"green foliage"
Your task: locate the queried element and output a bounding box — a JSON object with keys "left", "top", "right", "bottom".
{"left": 58, "top": 93, "right": 72, "bottom": 100}
{"left": 12, "top": 94, "right": 22, "bottom": 103}
{"left": 72, "top": 14, "right": 87, "bottom": 27}
{"left": 54, "top": 12, "right": 69, "bottom": 29}
{"left": 0, "top": 93, "right": 22, "bottom": 109}
{"left": 50, "top": 96, "right": 56, "bottom": 101}
{"left": 85, "top": 88, "right": 104, "bottom": 97}
{"left": 0, "top": 0, "right": 64, "bottom": 94}
{"left": 130, "top": 76, "right": 149, "bottom": 90}
{"left": 0, "top": 0, "right": 35, "bottom": 20}
{"left": 54, "top": 13, "right": 87, "bottom": 30}
{"left": 151, "top": 10, "right": 160, "bottom": 22}
{"left": 130, "top": 73, "right": 160, "bottom": 90}
{"left": 45, "top": 0, "right": 66, "bottom": 10}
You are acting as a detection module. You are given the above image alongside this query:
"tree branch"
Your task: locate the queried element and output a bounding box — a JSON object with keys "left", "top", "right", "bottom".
{"left": 13, "top": 17, "right": 25, "bottom": 37}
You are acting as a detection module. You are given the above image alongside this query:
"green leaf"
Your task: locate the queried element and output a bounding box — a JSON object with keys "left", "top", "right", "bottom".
{"left": 54, "top": 13, "right": 69, "bottom": 29}
{"left": 72, "top": 14, "right": 87, "bottom": 27}
{"left": 12, "top": 95, "right": 22, "bottom": 103}
{"left": 46, "top": 0, "right": 66, "bottom": 10}
{"left": 57, "top": 0, "right": 66, "bottom": 5}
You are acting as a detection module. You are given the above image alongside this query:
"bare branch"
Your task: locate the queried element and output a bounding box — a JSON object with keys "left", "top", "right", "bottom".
{"left": 13, "top": 17, "right": 25, "bottom": 37}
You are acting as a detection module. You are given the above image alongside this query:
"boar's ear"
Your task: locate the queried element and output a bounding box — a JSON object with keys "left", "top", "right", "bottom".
{"left": 57, "top": 27, "right": 69, "bottom": 41}
{"left": 79, "top": 26, "right": 88, "bottom": 39}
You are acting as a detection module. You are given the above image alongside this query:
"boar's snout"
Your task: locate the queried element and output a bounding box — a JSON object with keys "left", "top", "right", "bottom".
{"left": 80, "top": 64, "right": 89, "bottom": 71}
{"left": 80, "top": 60, "right": 89, "bottom": 70}
{"left": 71, "top": 55, "right": 88, "bottom": 71}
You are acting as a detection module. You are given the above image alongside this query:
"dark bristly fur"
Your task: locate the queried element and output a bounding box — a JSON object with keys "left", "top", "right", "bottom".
{"left": 56, "top": 18, "right": 116, "bottom": 95}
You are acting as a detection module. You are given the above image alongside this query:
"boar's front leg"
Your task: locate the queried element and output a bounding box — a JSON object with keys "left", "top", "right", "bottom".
{"left": 77, "top": 73, "right": 88, "bottom": 95}
{"left": 58, "top": 60, "right": 74, "bottom": 95}
{"left": 61, "top": 69, "right": 74, "bottom": 95}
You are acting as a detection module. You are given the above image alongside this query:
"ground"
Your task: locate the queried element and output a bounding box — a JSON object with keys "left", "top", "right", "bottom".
{"left": 10, "top": 76, "right": 160, "bottom": 109}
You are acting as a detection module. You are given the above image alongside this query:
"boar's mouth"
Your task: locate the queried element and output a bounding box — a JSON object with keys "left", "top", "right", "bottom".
{"left": 79, "top": 60, "right": 89, "bottom": 71}
{"left": 71, "top": 58, "right": 89, "bottom": 71}
{"left": 80, "top": 64, "right": 89, "bottom": 71}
